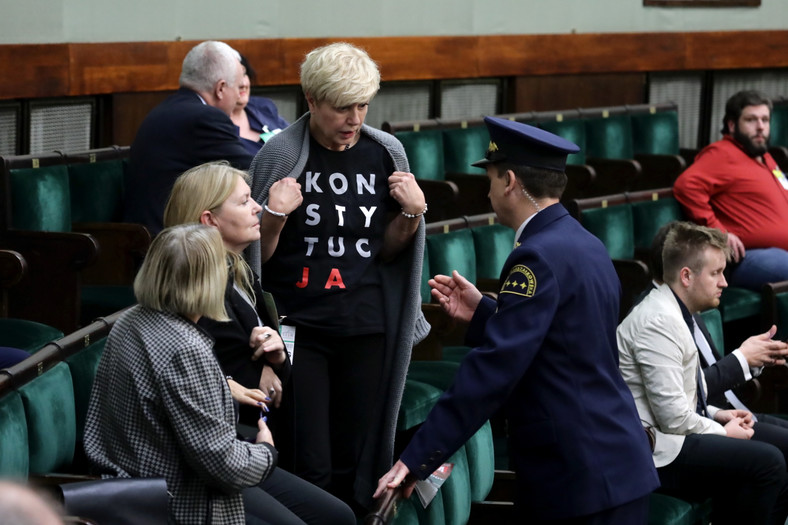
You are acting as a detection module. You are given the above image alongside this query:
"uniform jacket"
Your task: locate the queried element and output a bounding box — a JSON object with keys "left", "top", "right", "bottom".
{"left": 124, "top": 87, "right": 253, "bottom": 236}
{"left": 617, "top": 284, "right": 726, "bottom": 469}
{"left": 84, "top": 306, "right": 276, "bottom": 524}
{"left": 400, "top": 203, "right": 658, "bottom": 520}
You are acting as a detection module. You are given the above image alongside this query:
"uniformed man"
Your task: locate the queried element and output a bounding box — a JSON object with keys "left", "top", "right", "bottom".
{"left": 374, "top": 117, "right": 659, "bottom": 523}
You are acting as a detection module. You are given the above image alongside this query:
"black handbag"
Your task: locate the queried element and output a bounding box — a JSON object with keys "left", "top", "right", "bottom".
{"left": 60, "top": 477, "right": 169, "bottom": 525}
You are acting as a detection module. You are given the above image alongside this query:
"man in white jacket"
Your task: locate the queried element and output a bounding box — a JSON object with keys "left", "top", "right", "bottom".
{"left": 618, "top": 221, "right": 788, "bottom": 525}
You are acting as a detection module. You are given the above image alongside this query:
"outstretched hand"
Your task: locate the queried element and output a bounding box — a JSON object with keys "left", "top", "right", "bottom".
{"left": 739, "top": 325, "right": 788, "bottom": 367}
{"left": 429, "top": 271, "right": 483, "bottom": 323}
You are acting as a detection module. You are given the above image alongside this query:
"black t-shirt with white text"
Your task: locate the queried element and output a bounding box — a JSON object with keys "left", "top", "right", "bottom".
{"left": 261, "top": 135, "right": 397, "bottom": 334}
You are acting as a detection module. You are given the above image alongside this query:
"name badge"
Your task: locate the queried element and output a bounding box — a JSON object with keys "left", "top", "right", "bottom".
{"left": 773, "top": 169, "right": 788, "bottom": 190}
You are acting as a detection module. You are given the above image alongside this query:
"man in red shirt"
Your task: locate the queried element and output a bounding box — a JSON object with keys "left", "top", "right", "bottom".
{"left": 674, "top": 90, "right": 788, "bottom": 290}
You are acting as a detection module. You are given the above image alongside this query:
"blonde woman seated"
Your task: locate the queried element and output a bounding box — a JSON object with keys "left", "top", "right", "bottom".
{"left": 84, "top": 224, "right": 353, "bottom": 525}
{"left": 164, "top": 162, "right": 289, "bottom": 427}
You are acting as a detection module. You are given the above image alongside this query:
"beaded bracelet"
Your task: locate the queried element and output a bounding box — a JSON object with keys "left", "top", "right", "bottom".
{"left": 264, "top": 204, "right": 288, "bottom": 218}
{"left": 401, "top": 203, "right": 428, "bottom": 218}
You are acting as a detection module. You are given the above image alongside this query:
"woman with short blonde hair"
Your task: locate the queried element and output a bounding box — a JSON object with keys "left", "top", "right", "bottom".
{"left": 247, "top": 42, "right": 429, "bottom": 513}
{"left": 85, "top": 224, "right": 277, "bottom": 524}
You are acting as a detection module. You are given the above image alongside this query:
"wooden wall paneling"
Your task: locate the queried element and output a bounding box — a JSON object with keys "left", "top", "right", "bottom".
{"left": 111, "top": 91, "right": 172, "bottom": 147}
{"left": 512, "top": 74, "right": 647, "bottom": 113}
{"left": 0, "top": 44, "right": 70, "bottom": 100}
{"left": 2, "top": 31, "right": 788, "bottom": 101}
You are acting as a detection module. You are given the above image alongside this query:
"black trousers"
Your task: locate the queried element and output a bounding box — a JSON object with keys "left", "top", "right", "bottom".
{"left": 753, "top": 413, "right": 788, "bottom": 465}
{"left": 657, "top": 433, "right": 788, "bottom": 525}
{"left": 243, "top": 466, "right": 355, "bottom": 525}
{"left": 286, "top": 327, "right": 386, "bottom": 510}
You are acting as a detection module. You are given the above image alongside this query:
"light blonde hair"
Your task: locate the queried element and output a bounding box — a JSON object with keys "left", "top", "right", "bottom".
{"left": 134, "top": 224, "right": 229, "bottom": 321}
{"left": 163, "top": 162, "right": 257, "bottom": 305}
{"left": 300, "top": 42, "right": 380, "bottom": 108}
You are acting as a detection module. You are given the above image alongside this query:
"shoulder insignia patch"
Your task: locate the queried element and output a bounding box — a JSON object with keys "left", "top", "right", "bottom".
{"left": 500, "top": 264, "right": 536, "bottom": 297}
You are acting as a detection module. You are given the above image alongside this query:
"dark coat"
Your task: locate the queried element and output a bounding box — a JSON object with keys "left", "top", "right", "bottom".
{"left": 400, "top": 203, "right": 659, "bottom": 520}
{"left": 124, "top": 88, "right": 253, "bottom": 235}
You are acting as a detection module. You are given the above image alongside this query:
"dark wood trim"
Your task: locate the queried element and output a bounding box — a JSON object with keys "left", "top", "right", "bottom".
{"left": 1, "top": 30, "right": 787, "bottom": 101}
{"left": 645, "top": 0, "right": 759, "bottom": 6}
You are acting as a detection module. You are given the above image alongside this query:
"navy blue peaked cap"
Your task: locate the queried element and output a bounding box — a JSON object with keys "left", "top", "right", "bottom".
{"left": 472, "top": 116, "right": 580, "bottom": 172}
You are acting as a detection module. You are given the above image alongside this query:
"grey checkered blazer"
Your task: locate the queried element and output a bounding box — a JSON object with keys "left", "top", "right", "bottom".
{"left": 84, "top": 306, "right": 275, "bottom": 524}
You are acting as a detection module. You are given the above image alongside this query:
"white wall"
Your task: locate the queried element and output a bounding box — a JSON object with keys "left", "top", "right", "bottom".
{"left": 1, "top": 0, "right": 785, "bottom": 44}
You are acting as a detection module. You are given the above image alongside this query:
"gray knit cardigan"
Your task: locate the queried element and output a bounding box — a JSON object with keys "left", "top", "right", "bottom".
{"left": 247, "top": 113, "right": 430, "bottom": 507}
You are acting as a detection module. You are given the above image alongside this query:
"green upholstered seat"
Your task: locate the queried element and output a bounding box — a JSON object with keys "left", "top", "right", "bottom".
{"left": 68, "top": 160, "right": 125, "bottom": 222}
{"left": 471, "top": 223, "right": 514, "bottom": 281}
{"left": 698, "top": 308, "right": 724, "bottom": 358}
{"left": 442, "top": 126, "right": 489, "bottom": 175}
{"left": 0, "top": 391, "right": 29, "bottom": 479}
{"left": 647, "top": 493, "right": 698, "bottom": 525}
{"left": 408, "top": 360, "right": 460, "bottom": 391}
{"left": 464, "top": 421, "right": 495, "bottom": 502}
{"left": 441, "top": 346, "right": 471, "bottom": 363}
{"left": 390, "top": 496, "right": 423, "bottom": 525}
{"left": 65, "top": 336, "right": 106, "bottom": 440}
{"left": 630, "top": 196, "right": 683, "bottom": 255}
{"left": 438, "top": 446, "right": 472, "bottom": 525}
{"left": 0, "top": 319, "right": 63, "bottom": 352}
{"left": 9, "top": 166, "right": 72, "bottom": 232}
{"left": 770, "top": 103, "right": 788, "bottom": 148}
{"left": 718, "top": 287, "right": 762, "bottom": 323}
{"left": 398, "top": 380, "right": 443, "bottom": 432}
{"left": 426, "top": 229, "right": 477, "bottom": 286}
{"left": 18, "top": 362, "right": 76, "bottom": 474}
{"left": 771, "top": 288, "right": 788, "bottom": 341}
{"left": 396, "top": 130, "right": 445, "bottom": 181}
{"left": 80, "top": 285, "right": 137, "bottom": 326}
{"left": 579, "top": 204, "right": 636, "bottom": 260}
{"left": 537, "top": 119, "right": 587, "bottom": 165}
{"left": 631, "top": 110, "right": 681, "bottom": 155}
{"left": 421, "top": 248, "right": 432, "bottom": 304}
{"left": 584, "top": 114, "right": 635, "bottom": 160}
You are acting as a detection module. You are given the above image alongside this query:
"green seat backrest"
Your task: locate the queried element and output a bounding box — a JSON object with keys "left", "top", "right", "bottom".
{"left": 718, "top": 287, "right": 762, "bottom": 324}
{"left": 421, "top": 248, "right": 432, "bottom": 303}
{"left": 18, "top": 362, "right": 76, "bottom": 473}
{"left": 427, "top": 229, "right": 477, "bottom": 286}
{"left": 397, "top": 379, "right": 443, "bottom": 432}
{"left": 471, "top": 224, "right": 514, "bottom": 281}
{"left": 771, "top": 104, "right": 788, "bottom": 148}
{"left": 774, "top": 291, "right": 788, "bottom": 341}
{"left": 440, "top": 446, "right": 472, "bottom": 525}
{"left": 395, "top": 130, "right": 445, "bottom": 181}
{"left": 698, "top": 308, "right": 724, "bottom": 358}
{"left": 0, "top": 391, "right": 30, "bottom": 479}
{"left": 68, "top": 160, "right": 125, "bottom": 222}
{"left": 9, "top": 165, "right": 71, "bottom": 232}
{"left": 630, "top": 197, "right": 683, "bottom": 253}
{"left": 66, "top": 337, "right": 106, "bottom": 440}
{"left": 580, "top": 204, "right": 635, "bottom": 260}
{"left": 537, "top": 119, "right": 587, "bottom": 165}
{"left": 630, "top": 110, "right": 680, "bottom": 155}
{"left": 584, "top": 115, "right": 634, "bottom": 160}
{"left": 465, "top": 421, "right": 495, "bottom": 502}
{"left": 408, "top": 360, "right": 460, "bottom": 391}
{"left": 442, "top": 126, "right": 489, "bottom": 175}
{"left": 0, "top": 319, "right": 63, "bottom": 352}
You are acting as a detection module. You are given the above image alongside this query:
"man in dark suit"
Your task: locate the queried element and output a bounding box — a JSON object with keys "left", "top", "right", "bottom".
{"left": 124, "top": 40, "right": 253, "bottom": 236}
{"left": 374, "top": 117, "right": 659, "bottom": 523}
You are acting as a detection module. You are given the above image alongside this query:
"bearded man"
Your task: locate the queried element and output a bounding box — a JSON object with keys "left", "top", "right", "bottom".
{"left": 674, "top": 90, "right": 788, "bottom": 290}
